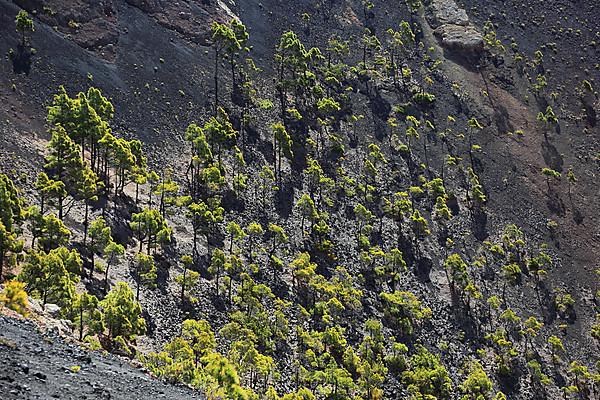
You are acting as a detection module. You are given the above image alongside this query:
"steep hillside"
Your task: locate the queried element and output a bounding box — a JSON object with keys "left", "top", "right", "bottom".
{"left": 0, "top": 0, "right": 599, "bottom": 399}
{"left": 0, "top": 315, "right": 201, "bottom": 400}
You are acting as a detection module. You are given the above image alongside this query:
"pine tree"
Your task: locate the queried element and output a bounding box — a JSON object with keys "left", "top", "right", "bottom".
{"left": 224, "top": 254, "right": 243, "bottom": 303}
{"left": 271, "top": 122, "right": 293, "bottom": 183}
{"left": 88, "top": 217, "right": 112, "bottom": 277}
{"left": 0, "top": 174, "right": 25, "bottom": 277}
{"left": 208, "top": 249, "right": 226, "bottom": 295}
{"left": 130, "top": 208, "right": 171, "bottom": 255}
{"left": 76, "top": 167, "right": 101, "bottom": 246}
{"left": 296, "top": 193, "right": 318, "bottom": 234}
{"left": 44, "top": 125, "right": 84, "bottom": 220}
{"left": 154, "top": 168, "right": 179, "bottom": 218}
{"left": 176, "top": 255, "right": 199, "bottom": 304}
{"left": 129, "top": 139, "right": 148, "bottom": 204}
{"left": 226, "top": 221, "right": 246, "bottom": 253}
{"left": 380, "top": 291, "right": 431, "bottom": 336}
{"left": 227, "top": 19, "right": 249, "bottom": 87}
{"left": 211, "top": 20, "right": 248, "bottom": 113}
{"left": 377, "top": 248, "right": 407, "bottom": 291}
{"left": 232, "top": 146, "right": 248, "bottom": 195}
{"left": 185, "top": 198, "right": 224, "bottom": 260}
{"left": 72, "top": 292, "right": 103, "bottom": 341}
{"left": 36, "top": 213, "right": 71, "bottom": 252}
{"left": 402, "top": 345, "right": 452, "bottom": 399}
{"left": 185, "top": 123, "right": 213, "bottom": 201}
{"left": 354, "top": 203, "right": 374, "bottom": 248}
{"left": 383, "top": 191, "right": 412, "bottom": 243}
{"left": 0, "top": 222, "right": 23, "bottom": 282}
{"left": 19, "top": 247, "right": 81, "bottom": 309}
{"left": 204, "top": 108, "right": 237, "bottom": 167}
{"left": 100, "top": 281, "right": 146, "bottom": 341}
{"left": 34, "top": 172, "right": 66, "bottom": 216}
{"left": 258, "top": 165, "right": 277, "bottom": 208}
{"left": 181, "top": 319, "right": 216, "bottom": 367}
{"left": 443, "top": 253, "right": 469, "bottom": 295}
{"left": 203, "top": 352, "right": 251, "bottom": 400}
{"left": 103, "top": 240, "right": 124, "bottom": 294}
{"left": 15, "top": 10, "right": 34, "bottom": 47}
{"left": 47, "top": 86, "right": 114, "bottom": 176}
{"left": 459, "top": 360, "right": 493, "bottom": 400}
{"left": 134, "top": 253, "right": 157, "bottom": 300}
{"left": 245, "top": 222, "right": 264, "bottom": 262}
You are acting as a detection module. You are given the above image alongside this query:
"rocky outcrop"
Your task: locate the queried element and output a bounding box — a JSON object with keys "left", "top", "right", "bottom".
{"left": 428, "top": 0, "right": 469, "bottom": 28}
{"left": 10, "top": 0, "right": 236, "bottom": 60}
{"left": 435, "top": 24, "right": 483, "bottom": 54}
{"left": 124, "top": 0, "right": 235, "bottom": 45}
{"left": 124, "top": 0, "right": 160, "bottom": 13}
{"left": 427, "top": 0, "right": 483, "bottom": 58}
{"left": 12, "top": 0, "right": 119, "bottom": 59}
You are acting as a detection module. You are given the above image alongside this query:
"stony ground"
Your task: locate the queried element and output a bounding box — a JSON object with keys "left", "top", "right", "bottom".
{"left": 0, "top": 315, "right": 203, "bottom": 400}
{"left": 0, "top": 0, "right": 599, "bottom": 398}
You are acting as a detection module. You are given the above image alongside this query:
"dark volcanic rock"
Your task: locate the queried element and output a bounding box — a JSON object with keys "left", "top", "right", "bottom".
{"left": 0, "top": 316, "right": 202, "bottom": 400}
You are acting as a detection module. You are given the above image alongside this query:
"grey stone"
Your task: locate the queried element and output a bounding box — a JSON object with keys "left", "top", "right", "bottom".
{"left": 435, "top": 24, "right": 484, "bottom": 54}
{"left": 427, "top": 0, "right": 484, "bottom": 57}
{"left": 44, "top": 304, "right": 61, "bottom": 317}
{"left": 430, "top": 0, "right": 469, "bottom": 28}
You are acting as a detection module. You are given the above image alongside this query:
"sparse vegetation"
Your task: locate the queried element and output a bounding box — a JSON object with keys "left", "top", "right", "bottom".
{"left": 1, "top": 2, "right": 598, "bottom": 399}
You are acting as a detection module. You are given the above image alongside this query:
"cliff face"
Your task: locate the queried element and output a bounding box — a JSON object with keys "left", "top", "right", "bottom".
{"left": 1, "top": 0, "right": 599, "bottom": 398}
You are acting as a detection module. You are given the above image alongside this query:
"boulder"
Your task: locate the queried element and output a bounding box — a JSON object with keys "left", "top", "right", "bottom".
{"left": 44, "top": 303, "right": 61, "bottom": 317}
{"left": 434, "top": 24, "right": 484, "bottom": 55}
{"left": 427, "top": 0, "right": 485, "bottom": 59}
{"left": 429, "top": 0, "right": 469, "bottom": 28}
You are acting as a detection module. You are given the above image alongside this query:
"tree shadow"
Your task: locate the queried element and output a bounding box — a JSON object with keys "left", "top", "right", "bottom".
{"left": 546, "top": 192, "right": 565, "bottom": 217}
{"left": 10, "top": 45, "right": 32, "bottom": 75}
{"left": 274, "top": 180, "right": 294, "bottom": 219}
{"left": 471, "top": 209, "right": 488, "bottom": 241}
{"left": 142, "top": 309, "right": 156, "bottom": 336}
{"left": 221, "top": 189, "right": 246, "bottom": 213}
{"left": 154, "top": 254, "right": 171, "bottom": 295}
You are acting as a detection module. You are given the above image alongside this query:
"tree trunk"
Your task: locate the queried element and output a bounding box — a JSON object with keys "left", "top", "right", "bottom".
{"left": 79, "top": 305, "right": 84, "bottom": 341}
{"left": 228, "top": 278, "right": 232, "bottom": 304}
{"left": 147, "top": 233, "right": 152, "bottom": 255}
{"left": 0, "top": 243, "right": 5, "bottom": 282}
{"left": 193, "top": 227, "right": 198, "bottom": 262}
{"left": 58, "top": 194, "right": 64, "bottom": 221}
{"left": 89, "top": 240, "right": 95, "bottom": 278}
{"left": 181, "top": 264, "right": 187, "bottom": 304}
{"left": 215, "top": 269, "right": 219, "bottom": 295}
{"left": 83, "top": 202, "right": 89, "bottom": 246}
{"left": 214, "top": 49, "right": 220, "bottom": 115}
{"left": 136, "top": 265, "right": 141, "bottom": 301}
{"left": 104, "top": 261, "right": 111, "bottom": 295}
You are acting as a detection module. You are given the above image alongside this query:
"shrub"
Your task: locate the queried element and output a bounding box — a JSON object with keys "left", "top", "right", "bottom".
{"left": 0, "top": 280, "right": 28, "bottom": 316}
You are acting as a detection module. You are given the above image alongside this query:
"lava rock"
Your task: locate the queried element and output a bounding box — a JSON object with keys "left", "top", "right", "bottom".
{"left": 429, "top": 0, "right": 470, "bottom": 27}
{"left": 33, "top": 371, "right": 47, "bottom": 381}
{"left": 44, "top": 304, "right": 61, "bottom": 317}
{"left": 434, "top": 24, "right": 484, "bottom": 54}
